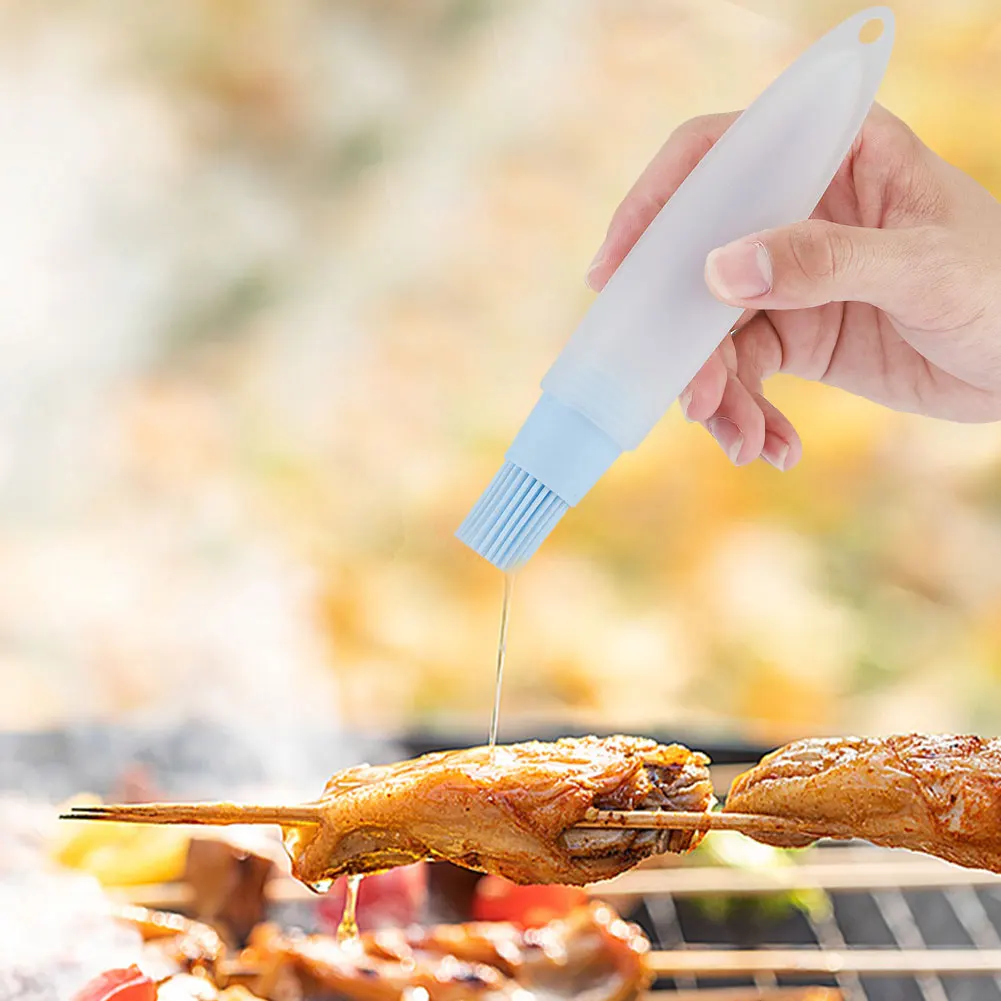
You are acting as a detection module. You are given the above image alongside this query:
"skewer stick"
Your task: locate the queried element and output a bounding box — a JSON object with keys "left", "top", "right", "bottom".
{"left": 63, "top": 803, "right": 851, "bottom": 843}
{"left": 580, "top": 809, "right": 853, "bottom": 840}
{"left": 61, "top": 802, "right": 323, "bottom": 826}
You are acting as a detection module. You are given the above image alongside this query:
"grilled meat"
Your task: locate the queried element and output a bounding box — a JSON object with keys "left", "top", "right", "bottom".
{"left": 284, "top": 735, "right": 714, "bottom": 886}
{"left": 248, "top": 901, "right": 652, "bottom": 1001}
{"left": 725, "top": 734, "right": 1001, "bottom": 872}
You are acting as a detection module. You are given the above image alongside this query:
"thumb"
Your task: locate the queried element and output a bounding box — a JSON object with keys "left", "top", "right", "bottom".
{"left": 704, "top": 219, "right": 941, "bottom": 318}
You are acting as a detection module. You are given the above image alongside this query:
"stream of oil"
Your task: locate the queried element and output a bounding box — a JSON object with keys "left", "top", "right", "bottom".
{"left": 487, "top": 573, "right": 515, "bottom": 748}
{"left": 321, "top": 576, "right": 511, "bottom": 934}
{"left": 337, "top": 873, "right": 363, "bottom": 944}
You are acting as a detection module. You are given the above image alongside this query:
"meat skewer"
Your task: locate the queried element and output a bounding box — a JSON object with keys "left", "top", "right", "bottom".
{"left": 69, "top": 733, "right": 1001, "bottom": 889}
{"left": 63, "top": 735, "right": 718, "bottom": 886}
{"left": 723, "top": 733, "right": 1001, "bottom": 874}
{"left": 62, "top": 802, "right": 841, "bottom": 841}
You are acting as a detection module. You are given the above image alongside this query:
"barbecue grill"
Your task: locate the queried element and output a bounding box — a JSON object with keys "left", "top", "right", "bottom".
{"left": 7, "top": 722, "right": 1001, "bottom": 1000}
{"left": 110, "top": 838, "right": 1001, "bottom": 1001}
{"left": 612, "top": 846, "right": 1001, "bottom": 1000}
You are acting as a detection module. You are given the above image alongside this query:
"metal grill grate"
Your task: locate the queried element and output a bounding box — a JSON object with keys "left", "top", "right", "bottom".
{"left": 593, "top": 844, "right": 1001, "bottom": 1001}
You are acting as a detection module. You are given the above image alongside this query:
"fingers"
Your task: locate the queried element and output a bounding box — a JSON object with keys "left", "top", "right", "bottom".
{"left": 756, "top": 393, "right": 803, "bottom": 471}
{"left": 689, "top": 316, "right": 802, "bottom": 471}
{"left": 703, "top": 219, "right": 968, "bottom": 330}
{"left": 679, "top": 348, "right": 729, "bottom": 423}
{"left": 586, "top": 112, "right": 740, "bottom": 291}
{"left": 702, "top": 380, "right": 801, "bottom": 471}
{"left": 705, "top": 376, "right": 766, "bottom": 466}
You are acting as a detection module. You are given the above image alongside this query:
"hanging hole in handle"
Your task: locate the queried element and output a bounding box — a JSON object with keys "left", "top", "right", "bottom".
{"left": 858, "top": 18, "right": 884, "bottom": 44}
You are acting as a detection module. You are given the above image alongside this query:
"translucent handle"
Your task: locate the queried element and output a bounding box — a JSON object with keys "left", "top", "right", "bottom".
{"left": 543, "top": 7, "right": 894, "bottom": 450}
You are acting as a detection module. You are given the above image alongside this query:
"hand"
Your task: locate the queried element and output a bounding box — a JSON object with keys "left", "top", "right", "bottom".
{"left": 586, "top": 105, "right": 1001, "bottom": 471}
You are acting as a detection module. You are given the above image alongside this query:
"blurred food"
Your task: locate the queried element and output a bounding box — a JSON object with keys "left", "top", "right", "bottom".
{"left": 471, "top": 875, "right": 588, "bottom": 927}
{"left": 52, "top": 796, "right": 191, "bottom": 886}
{"left": 68, "top": 898, "right": 651, "bottom": 1000}
{"left": 725, "top": 733, "right": 1001, "bottom": 872}
{"left": 284, "top": 736, "right": 714, "bottom": 886}
{"left": 183, "top": 830, "right": 283, "bottom": 947}
{"left": 315, "top": 863, "right": 428, "bottom": 936}
{"left": 73, "top": 968, "right": 263, "bottom": 1001}
{"left": 72, "top": 966, "right": 156, "bottom": 1001}
{"left": 244, "top": 901, "right": 652, "bottom": 1001}
{"left": 689, "top": 831, "right": 828, "bottom": 923}
{"left": 55, "top": 795, "right": 284, "bottom": 944}
{"left": 117, "top": 905, "right": 223, "bottom": 976}
{"left": 155, "top": 975, "right": 262, "bottom": 1001}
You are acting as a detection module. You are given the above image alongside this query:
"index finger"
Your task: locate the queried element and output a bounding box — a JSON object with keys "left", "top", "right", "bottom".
{"left": 586, "top": 111, "right": 741, "bottom": 292}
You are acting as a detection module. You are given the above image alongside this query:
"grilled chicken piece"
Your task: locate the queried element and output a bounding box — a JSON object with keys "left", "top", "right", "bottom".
{"left": 248, "top": 922, "right": 517, "bottom": 1001}
{"left": 247, "top": 901, "right": 652, "bottom": 1001}
{"left": 284, "top": 735, "right": 714, "bottom": 886}
{"left": 725, "top": 734, "right": 1001, "bottom": 872}
{"left": 406, "top": 902, "right": 652, "bottom": 1001}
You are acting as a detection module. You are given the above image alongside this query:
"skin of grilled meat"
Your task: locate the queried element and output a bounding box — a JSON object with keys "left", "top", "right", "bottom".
{"left": 724, "top": 734, "right": 1001, "bottom": 872}
{"left": 253, "top": 925, "right": 517, "bottom": 1001}
{"left": 284, "top": 735, "right": 714, "bottom": 886}
{"left": 247, "top": 901, "right": 652, "bottom": 1001}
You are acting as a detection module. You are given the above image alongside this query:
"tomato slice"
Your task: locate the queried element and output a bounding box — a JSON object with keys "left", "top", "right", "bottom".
{"left": 72, "top": 966, "right": 156, "bottom": 1001}
{"left": 472, "top": 876, "right": 588, "bottom": 927}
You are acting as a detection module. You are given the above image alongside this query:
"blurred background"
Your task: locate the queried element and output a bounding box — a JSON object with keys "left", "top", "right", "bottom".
{"left": 3, "top": 0, "right": 1001, "bottom": 761}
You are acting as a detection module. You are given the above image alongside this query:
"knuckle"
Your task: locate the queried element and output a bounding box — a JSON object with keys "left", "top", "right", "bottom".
{"left": 785, "top": 225, "right": 853, "bottom": 285}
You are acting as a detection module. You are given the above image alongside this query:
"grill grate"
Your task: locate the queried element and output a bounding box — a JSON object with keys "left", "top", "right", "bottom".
{"left": 594, "top": 844, "right": 1001, "bottom": 1000}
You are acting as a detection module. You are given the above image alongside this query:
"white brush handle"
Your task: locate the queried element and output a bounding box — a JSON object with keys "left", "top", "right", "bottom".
{"left": 543, "top": 7, "right": 894, "bottom": 451}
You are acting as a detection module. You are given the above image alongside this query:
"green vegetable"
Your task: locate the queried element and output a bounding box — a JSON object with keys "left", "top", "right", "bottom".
{"left": 690, "top": 831, "right": 831, "bottom": 923}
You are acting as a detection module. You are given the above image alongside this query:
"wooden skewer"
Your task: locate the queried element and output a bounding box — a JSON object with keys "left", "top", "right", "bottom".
{"left": 62, "top": 803, "right": 847, "bottom": 842}
{"left": 578, "top": 808, "right": 851, "bottom": 840}
{"left": 61, "top": 802, "right": 324, "bottom": 826}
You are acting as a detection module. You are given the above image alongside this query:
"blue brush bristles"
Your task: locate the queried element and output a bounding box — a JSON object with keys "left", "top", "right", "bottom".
{"left": 456, "top": 461, "right": 568, "bottom": 571}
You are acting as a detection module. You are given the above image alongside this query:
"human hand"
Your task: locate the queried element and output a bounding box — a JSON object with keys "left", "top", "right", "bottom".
{"left": 586, "top": 105, "right": 1001, "bottom": 471}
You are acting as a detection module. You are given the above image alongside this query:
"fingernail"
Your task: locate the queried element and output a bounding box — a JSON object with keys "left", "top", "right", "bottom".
{"left": 585, "top": 238, "right": 610, "bottom": 290}
{"left": 761, "top": 432, "right": 790, "bottom": 471}
{"left": 706, "top": 239, "right": 772, "bottom": 300}
{"left": 678, "top": 386, "right": 694, "bottom": 421}
{"left": 707, "top": 417, "right": 743, "bottom": 464}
